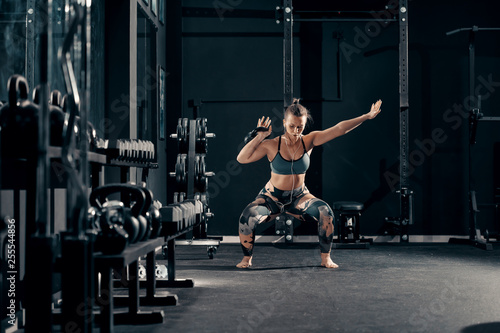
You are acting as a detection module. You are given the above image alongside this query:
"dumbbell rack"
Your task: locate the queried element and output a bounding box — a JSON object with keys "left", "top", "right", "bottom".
{"left": 169, "top": 118, "right": 220, "bottom": 258}
{"left": 42, "top": 149, "right": 165, "bottom": 333}
{"left": 85, "top": 150, "right": 177, "bottom": 333}
{"left": 94, "top": 237, "right": 166, "bottom": 332}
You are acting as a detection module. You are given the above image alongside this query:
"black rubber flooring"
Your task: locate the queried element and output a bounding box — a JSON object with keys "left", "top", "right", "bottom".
{"left": 112, "top": 243, "right": 500, "bottom": 332}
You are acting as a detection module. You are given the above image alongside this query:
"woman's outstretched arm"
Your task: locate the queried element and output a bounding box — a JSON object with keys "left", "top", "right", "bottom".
{"left": 309, "top": 100, "right": 382, "bottom": 147}
{"left": 237, "top": 116, "right": 273, "bottom": 164}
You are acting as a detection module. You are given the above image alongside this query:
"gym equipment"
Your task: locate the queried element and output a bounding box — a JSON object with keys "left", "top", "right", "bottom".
{"left": 332, "top": 202, "right": 372, "bottom": 249}
{"left": 155, "top": 264, "right": 168, "bottom": 279}
{"left": 274, "top": 1, "right": 413, "bottom": 242}
{"left": 170, "top": 118, "right": 216, "bottom": 212}
{"left": 31, "top": 85, "right": 66, "bottom": 147}
{"left": 136, "top": 262, "right": 167, "bottom": 280}
{"left": 89, "top": 183, "right": 149, "bottom": 244}
{"left": 274, "top": 213, "right": 296, "bottom": 244}
{"left": 32, "top": 88, "right": 62, "bottom": 107}
{"left": 103, "top": 139, "right": 156, "bottom": 164}
{"left": 138, "top": 186, "right": 159, "bottom": 241}
{"left": 33, "top": 85, "right": 100, "bottom": 150}
{"left": 159, "top": 204, "right": 183, "bottom": 236}
{"left": 138, "top": 263, "right": 147, "bottom": 279}
{"left": 184, "top": 1, "right": 412, "bottom": 242}
{"left": 171, "top": 154, "right": 188, "bottom": 191}
{"left": 93, "top": 201, "right": 130, "bottom": 254}
{"left": 0, "top": 75, "right": 39, "bottom": 157}
{"left": 195, "top": 154, "right": 214, "bottom": 193}
{"left": 170, "top": 118, "right": 189, "bottom": 153}
{"left": 446, "top": 26, "right": 500, "bottom": 250}
{"left": 170, "top": 154, "right": 214, "bottom": 194}
{"left": 166, "top": 116, "right": 219, "bottom": 274}
{"left": 195, "top": 118, "right": 215, "bottom": 153}
{"left": 50, "top": 89, "right": 63, "bottom": 107}
{"left": 148, "top": 199, "right": 163, "bottom": 239}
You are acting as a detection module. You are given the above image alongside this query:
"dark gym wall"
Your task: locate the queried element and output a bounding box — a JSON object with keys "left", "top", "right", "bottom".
{"left": 179, "top": 0, "right": 500, "bottom": 237}
{"left": 104, "top": 0, "right": 169, "bottom": 204}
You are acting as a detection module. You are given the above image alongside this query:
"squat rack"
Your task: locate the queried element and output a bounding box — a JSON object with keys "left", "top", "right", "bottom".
{"left": 280, "top": 0, "right": 413, "bottom": 242}
{"left": 447, "top": 26, "right": 500, "bottom": 251}
{"left": 181, "top": 1, "right": 413, "bottom": 242}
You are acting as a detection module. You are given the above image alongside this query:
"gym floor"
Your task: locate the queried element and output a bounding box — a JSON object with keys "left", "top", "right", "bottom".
{"left": 102, "top": 242, "right": 500, "bottom": 333}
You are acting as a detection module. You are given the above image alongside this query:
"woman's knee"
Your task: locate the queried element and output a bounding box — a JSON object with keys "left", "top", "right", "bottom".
{"left": 303, "top": 198, "right": 334, "bottom": 222}
{"left": 239, "top": 201, "right": 271, "bottom": 235}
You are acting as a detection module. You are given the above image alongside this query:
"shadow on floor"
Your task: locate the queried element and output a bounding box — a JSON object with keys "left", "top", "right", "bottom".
{"left": 461, "top": 322, "right": 500, "bottom": 333}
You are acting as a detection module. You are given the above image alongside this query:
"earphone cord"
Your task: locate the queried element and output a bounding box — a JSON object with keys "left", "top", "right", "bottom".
{"left": 283, "top": 134, "right": 301, "bottom": 209}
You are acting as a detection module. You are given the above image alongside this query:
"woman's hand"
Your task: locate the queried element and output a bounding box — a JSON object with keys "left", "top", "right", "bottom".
{"left": 366, "top": 99, "right": 382, "bottom": 119}
{"left": 256, "top": 116, "right": 273, "bottom": 139}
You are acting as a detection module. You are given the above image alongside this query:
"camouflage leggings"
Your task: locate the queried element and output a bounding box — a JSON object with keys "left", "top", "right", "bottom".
{"left": 238, "top": 181, "right": 334, "bottom": 256}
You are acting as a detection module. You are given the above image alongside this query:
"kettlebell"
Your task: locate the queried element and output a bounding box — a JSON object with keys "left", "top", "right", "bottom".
{"left": 0, "top": 75, "right": 38, "bottom": 158}
{"left": 87, "top": 120, "right": 98, "bottom": 151}
{"left": 96, "top": 201, "right": 129, "bottom": 254}
{"left": 148, "top": 199, "right": 163, "bottom": 239}
{"left": 122, "top": 206, "right": 141, "bottom": 243}
{"left": 139, "top": 187, "right": 160, "bottom": 240}
{"left": 87, "top": 200, "right": 129, "bottom": 254}
{"left": 32, "top": 85, "right": 66, "bottom": 147}
{"left": 87, "top": 206, "right": 100, "bottom": 231}
{"left": 136, "top": 186, "right": 153, "bottom": 241}
{"left": 50, "top": 90, "right": 63, "bottom": 107}
{"left": 89, "top": 184, "right": 148, "bottom": 244}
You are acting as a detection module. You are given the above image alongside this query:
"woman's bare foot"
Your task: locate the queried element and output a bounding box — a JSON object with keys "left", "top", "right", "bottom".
{"left": 236, "top": 256, "right": 253, "bottom": 268}
{"left": 320, "top": 253, "right": 339, "bottom": 268}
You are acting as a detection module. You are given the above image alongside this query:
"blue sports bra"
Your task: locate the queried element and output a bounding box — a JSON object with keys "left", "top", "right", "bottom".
{"left": 270, "top": 136, "right": 310, "bottom": 175}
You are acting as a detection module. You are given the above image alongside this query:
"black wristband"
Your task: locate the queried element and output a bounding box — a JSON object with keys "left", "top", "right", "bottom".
{"left": 243, "top": 126, "right": 269, "bottom": 145}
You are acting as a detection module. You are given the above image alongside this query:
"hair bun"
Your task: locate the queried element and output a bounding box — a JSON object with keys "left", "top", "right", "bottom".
{"left": 292, "top": 98, "right": 300, "bottom": 105}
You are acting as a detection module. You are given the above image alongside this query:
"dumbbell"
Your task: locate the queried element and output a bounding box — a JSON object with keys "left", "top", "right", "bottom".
{"left": 182, "top": 197, "right": 204, "bottom": 226}
{"left": 161, "top": 192, "right": 184, "bottom": 233}
{"left": 159, "top": 203, "right": 183, "bottom": 236}
{"left": 174, "top": 192, "right": 194, "bottom": 229}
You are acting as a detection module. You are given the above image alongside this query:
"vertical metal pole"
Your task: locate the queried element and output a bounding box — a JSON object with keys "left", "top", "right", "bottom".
{"left": 468, "top": 29, "right": 477, "bottom": 241}
{"left": 26, "top": 0, "right": 36, "bottom": 91}
{"left": 167, "top": 238, "right": 176, "bottom": 282}
{"left": 25, "top": 1, "right": 56, "bottom": 331}
{"left": 399, "top": 0, "right": 411, "bottom": 242}
{"left": 187, "top": 120, "right": 196, "bottom": 200}
{"left": 283, "top": 0, "right": 293, "bottom": 108}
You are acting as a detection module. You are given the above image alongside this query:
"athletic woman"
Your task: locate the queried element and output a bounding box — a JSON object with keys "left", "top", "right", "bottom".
{"left": 236, "top": 99, "right": 382, "bottom": 268}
